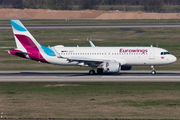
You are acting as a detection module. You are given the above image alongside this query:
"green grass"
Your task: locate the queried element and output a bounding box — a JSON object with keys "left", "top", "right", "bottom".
{"left": 124, "top": 99, "right": 180, "bottom": 107}
{"left": 1, "top": 19, "right": 180, "bottom": 25}
{"left": 98, "top": 5, "right": 141, "bottom": 11}
{"left": 71, "top": 5, "right": 180, "bottom": 11}
{"left": 1, "top": 82, "right": 180, "bottom": 119}
{"left": 1, "top": 5, "right": 180, "bottom": 11}
{"left": 0, "top": 27, "right": 180, "bottom": 70}
{"left": 163, "top": 5, "right": 180, "bottom": 11}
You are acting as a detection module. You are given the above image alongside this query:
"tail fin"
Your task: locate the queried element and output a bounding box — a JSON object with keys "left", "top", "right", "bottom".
{"left": 10, "top": 20, "right": 48, "bottom": 63}
{"left": 10, "top": 20, "right": 41, "bottom": 51}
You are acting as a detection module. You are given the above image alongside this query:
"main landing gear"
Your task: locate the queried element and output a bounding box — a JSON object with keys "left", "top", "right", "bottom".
{"left": 89, "top": 70, "right": 95, "bottom": 75}
{"left": 151, "top": 65, "right": 156, "bottom": 75}
{"left": 97, "top": 68, "right": 103, "bottom": 74}
{"left": 89, "top": 68, "right": 104, "bottom": 75}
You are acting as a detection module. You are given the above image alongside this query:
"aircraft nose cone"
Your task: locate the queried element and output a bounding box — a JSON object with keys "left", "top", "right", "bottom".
{"left": 172, "top": 56, "right": 177, "bottom": 62}
{"left": 171, "top": 55, "right": 177, "bottom": 63}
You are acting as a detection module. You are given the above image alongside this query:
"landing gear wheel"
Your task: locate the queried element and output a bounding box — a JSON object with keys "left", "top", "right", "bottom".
{"left": 151, "top": 65, "right": 156, "bottom": 75}
{"left": 151, "top": 70, "right": 156, "bottom": 75}
{"left": 89, "top": 70, "right": 95, "bottom": 75}
{"left": 97, "top": 69, "right": 103, "bottom": 74}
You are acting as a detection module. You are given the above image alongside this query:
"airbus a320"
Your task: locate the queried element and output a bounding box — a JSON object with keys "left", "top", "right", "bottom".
{"left": 8, "top": 20, "right": 177, "bottom": 75}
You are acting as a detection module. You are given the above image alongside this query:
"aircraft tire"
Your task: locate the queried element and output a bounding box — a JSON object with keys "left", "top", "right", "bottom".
{"left": 151, "top": 70, "right": 156, "bottom": 75}
{"left": 89, "top": 70, "right": 95, "bottom": 75}
{"left": 97, "top": 69, "right": 103, "bottom": 74}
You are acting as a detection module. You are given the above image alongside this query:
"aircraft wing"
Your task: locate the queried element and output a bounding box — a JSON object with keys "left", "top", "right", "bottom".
{"left": 53, "top": 47, "right": 105, "bottom": 62}
{"left": 66, "top": 56, "right": 104, "bottom": 62}
{"left": 52, "top": 47, "right": 111, "bottom": 66}
{"left": 66, "top": 56, "right": 105, "bottom": 67}
{"left": 89, "top": 40, "right": 95, "bottom": 47}
{"left": 52, "top": 47, "right": 127, "bottom": 67}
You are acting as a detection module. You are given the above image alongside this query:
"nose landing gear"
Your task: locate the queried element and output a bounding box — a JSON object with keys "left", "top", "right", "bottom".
{"left": 151, "top": 65, "right": 156, "bottom": 75}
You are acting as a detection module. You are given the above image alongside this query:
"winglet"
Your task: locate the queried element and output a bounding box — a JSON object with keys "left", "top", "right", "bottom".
{"left": 89, "top": 41, "right": 95, "bottom": 47}
{"left": 52, "top": 47, "right": 62, "bottom": 58}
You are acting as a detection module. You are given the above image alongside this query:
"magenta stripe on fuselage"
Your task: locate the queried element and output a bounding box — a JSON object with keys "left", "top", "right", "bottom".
{"left": 15, "top": 34, "right": 48, "bottom": 63}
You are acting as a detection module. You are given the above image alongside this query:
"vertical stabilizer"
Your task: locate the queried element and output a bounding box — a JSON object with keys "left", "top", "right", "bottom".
{"left": 10, "top": 20, "right": 48, "bottom": 63}
{"left": 11, "top": 20, "right": 41, "bottom": 51}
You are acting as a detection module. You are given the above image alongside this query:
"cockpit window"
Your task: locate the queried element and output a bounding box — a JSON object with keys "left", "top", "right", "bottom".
{"left": 161, "top": 52, "right": 170, "bottom": 55}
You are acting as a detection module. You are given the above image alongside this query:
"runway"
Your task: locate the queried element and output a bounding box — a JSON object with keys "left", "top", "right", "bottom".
{"left": 0, "top": 71, "right": 180, "bottom": 82}
{"left": 1, "top": 24, "right": 180, "bottom": 29}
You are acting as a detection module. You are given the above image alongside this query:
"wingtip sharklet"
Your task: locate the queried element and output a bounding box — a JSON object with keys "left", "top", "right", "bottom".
{"left": 89, "top": 40, "right": 95, "bottom": 47}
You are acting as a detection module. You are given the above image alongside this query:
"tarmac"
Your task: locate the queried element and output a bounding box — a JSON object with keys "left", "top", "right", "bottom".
{"left": 0, "top": 71, "right": 180, "bottom": 82}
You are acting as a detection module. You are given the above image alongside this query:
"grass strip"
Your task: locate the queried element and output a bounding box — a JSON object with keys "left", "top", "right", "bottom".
{"left": 1, "top": 19, "right": 180, "bottom": 25}
{"left": 1, "top": 82, "right": 180, "bottom": 119}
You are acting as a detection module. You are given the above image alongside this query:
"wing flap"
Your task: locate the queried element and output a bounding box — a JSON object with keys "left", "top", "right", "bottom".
{"left": 67, "top": 56, "right": 104, "bottom": 62}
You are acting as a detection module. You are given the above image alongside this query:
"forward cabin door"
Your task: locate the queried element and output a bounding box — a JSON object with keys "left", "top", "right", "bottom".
{"left": 149, "top": 48, "right": 155, "bottom": 59}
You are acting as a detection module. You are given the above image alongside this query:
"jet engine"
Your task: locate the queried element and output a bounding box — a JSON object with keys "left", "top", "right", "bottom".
{"left": 102, "top": 62, "right": 121, "bottom": 73}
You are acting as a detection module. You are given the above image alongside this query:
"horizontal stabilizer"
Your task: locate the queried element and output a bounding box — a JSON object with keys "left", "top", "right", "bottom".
{"left": 7, "top": 49, "right": 29, "bottom": 54}
{"left": 10, "top": 51, "right": 29, "bottom": 54}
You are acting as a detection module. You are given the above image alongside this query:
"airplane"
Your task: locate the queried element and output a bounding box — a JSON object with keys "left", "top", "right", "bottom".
{"left": 8, "top": 20, "right": 177, "bottom": 75}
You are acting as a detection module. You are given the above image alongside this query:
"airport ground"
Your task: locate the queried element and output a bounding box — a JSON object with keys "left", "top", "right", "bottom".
{"left": 0, "top": 19, "right": 180, "bottom": 119}
{"left": 1, "top": 77, "right": 180, "bottom": 119}
{"left": 0, "top": 70, "right": 180, "bottom": 82}
{"left": 1, "top": 8, "right": 180, "bottom": 20}
{"left": 1, "top": 19, "right": 180, "bottom": 25}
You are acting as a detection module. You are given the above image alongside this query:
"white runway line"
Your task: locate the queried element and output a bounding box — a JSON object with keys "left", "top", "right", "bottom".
{"left": 0, "top": 71, "right": 180, "bottom": 82}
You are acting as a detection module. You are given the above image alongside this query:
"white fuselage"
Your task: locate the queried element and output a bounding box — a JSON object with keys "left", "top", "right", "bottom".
{"left": 41, "top": 46, "right": 177, "bottom": 66}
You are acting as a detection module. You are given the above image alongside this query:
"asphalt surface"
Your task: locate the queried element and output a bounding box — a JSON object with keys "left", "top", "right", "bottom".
{"left": 0, "top": 71, "right": 180, "bottom": 82}
{"left": 1, "top": 24, "right": 180, "bottom": 29}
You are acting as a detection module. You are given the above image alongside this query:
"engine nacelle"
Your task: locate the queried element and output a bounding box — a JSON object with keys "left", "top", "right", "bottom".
{"left": 121, "top": 66, "right": 132, "bottom": 70}
{"left": 102, "top": 62, "right": 121, "bottom": 73}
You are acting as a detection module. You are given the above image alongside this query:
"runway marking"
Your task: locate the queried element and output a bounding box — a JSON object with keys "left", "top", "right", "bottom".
{"left": 0, "top": 71, "right": 180, "bottom": 82}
